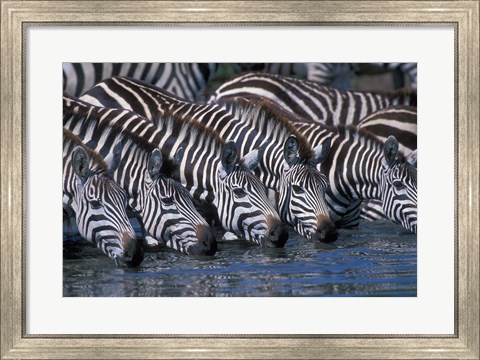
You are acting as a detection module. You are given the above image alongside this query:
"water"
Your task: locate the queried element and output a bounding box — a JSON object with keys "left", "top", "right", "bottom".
{"left": 63, "top": 220, "right": 416, "bottom": 297}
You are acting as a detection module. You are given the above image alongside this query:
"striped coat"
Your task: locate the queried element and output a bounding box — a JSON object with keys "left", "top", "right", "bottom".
{"left": 80, "top": 76, "right": 338, "bottom": 243}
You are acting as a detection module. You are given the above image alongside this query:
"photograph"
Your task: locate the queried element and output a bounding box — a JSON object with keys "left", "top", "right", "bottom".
{"left": 2, "top": 1, "right": 477, "bottom": 358}
{"left": 63, "top": 62, "right": 418, "bottom": 297}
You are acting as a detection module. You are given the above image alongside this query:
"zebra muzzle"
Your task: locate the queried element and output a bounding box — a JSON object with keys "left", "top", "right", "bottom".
{"left": 312, "top": 216, "right": 338, "bottom": 243}
{"left": 188, "top": 224, "right": 217, "bottom": 256}
{"left": 121, "top": 232, "right": 144, "bottom": 268}
{"left": 262, "top": 217, "right": 288, "bottom": 248}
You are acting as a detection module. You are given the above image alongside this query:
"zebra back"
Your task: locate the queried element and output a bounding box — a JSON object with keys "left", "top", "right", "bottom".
{"left": 63, "top": 63, "right": 218, "bottom": 101}
{"left": 357, "top": 105, "right": 417, "bottom": 154}
{"left": 63, "top": 93, "right": 217, "bottom": 256}
{"left": 63, "top": 128, "right": 143, "bottom": 267}
{"left": 209, "top": 72, "right": 416, "bottom": 127}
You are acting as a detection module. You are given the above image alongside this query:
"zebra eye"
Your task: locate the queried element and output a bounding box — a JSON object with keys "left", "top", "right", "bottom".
{"left": 233, "top": 188, "right": 247, "bottom": 198}
{"left": 393, "top": 180, "right": 406, "bottom": 190}
{"left": 292, "top": 185, "right": 305, "bottom": 194}
{"left": 90, "top": 199, "right": 102, "bottom": 209}
{"left": 161, "top": 197, "right": 174, "bottom": 206}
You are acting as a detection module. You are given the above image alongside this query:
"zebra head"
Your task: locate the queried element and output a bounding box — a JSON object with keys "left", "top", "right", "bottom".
{"left": 216, "top": 142, "right": 288, "bottom": 248}
{"left": 380, "top": 136, "right": 417, "bottom": 233}
{"left": 70, "top": 145, "right": 144, "bottom": 267}
{"left": 278, "top": 136, "right": 338, "bottom": 243}
{"left": 138, "top": 148, "right": 217, "bottom": 255}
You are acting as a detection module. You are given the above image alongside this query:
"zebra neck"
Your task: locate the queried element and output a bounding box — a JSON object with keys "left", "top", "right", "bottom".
{"left": 256, "top": 145, "right": 285, "bottom": 190}
{"left": 327, "top": 131, "right": 384, "bottom": 200}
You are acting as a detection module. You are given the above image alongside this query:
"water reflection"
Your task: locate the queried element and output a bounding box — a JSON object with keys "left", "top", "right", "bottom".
{"left": 63, "top": 220, "right": 416, "bottom": 297}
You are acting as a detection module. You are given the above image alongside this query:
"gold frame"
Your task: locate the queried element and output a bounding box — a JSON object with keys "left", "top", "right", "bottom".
{"left": 1, "top": 1, "right": 478, "bottom": 358}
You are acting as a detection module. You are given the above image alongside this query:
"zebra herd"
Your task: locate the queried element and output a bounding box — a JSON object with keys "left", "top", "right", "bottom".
{"left": 63, "top": 62, "right": 417, "bottom": 267}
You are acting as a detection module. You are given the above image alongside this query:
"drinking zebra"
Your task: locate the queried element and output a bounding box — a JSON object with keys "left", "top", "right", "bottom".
{"left": 356, "top": 105, "right": 417, "bottom": 221}
{"left": 211, "top": 96, "right": 417, "bottom": 233}
{"left": 80, "top": 76, "right": 338, "bottom": 243}
{"left": 63, "top": 128, "right": 143, "bottom": 266}
{"left": 76, "top": 88, "right": 288, "bottom": 248}
{"left": 63, "top": 63, "right": 218, "bottom": 100}
{"left": 63, "top": 94, "right": 217, "bottom": 255}
{"left": 209, "top": 72, "right": 416, "bottom": 127}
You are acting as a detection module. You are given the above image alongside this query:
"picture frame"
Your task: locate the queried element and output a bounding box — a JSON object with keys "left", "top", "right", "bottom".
{"left": 1, "top": 0, "right": 478, "bottom": 358}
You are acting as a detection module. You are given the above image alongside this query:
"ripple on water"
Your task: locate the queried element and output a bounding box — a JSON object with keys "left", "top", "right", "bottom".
{"left": 63, "top": 220, "right": 417, "bottom": 297}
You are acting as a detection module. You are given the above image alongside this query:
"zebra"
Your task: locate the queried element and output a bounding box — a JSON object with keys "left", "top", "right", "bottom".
{"left": 63, "top": 94, "right": 217, "bottom": 255}
{"left": 295, "top": 120, "right": 417, "bottom": 233}
{"left": 355, "top": 105, "right": 417, "bottom": 221}
{"left": 76, "top": 88, "right": 289, "bottom": 248}
{"left": 63, "top": 128, "right": 143, "bottom": 266}
{"left": 210, "top": 95, "right": 417, "bottom": 233}
{"left": 208, "top": 72, "right": 416, "bottom": 127}
{"left": 80, "top": 76, "right": 338, "bottom": 243}
{"left": 63, "top": 63, "right": 218, "bottom": 100}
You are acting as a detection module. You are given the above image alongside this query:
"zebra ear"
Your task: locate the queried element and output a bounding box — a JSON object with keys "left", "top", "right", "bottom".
{"left": 71, "top": 146, "right": 91, "bottom": 183}
{"left": 104, "top": 140, "right": 123, "bottom": 177}
{"left": 148, "top": 148, "right": 163, "bottom": 181}
{"left": 383, "top": 136, "right": 399, "bottom": 167}
{"left": 219, "top": 141, "right": 237, "bottom": 177}
{"left": 309, "top": 137, "right": 331, "bottom": 165}
{"left": 174, "top": 146, "right": 184, "bottom": 165}
{"left": 406, "top": 149, "right": 417, "bottom": 167}
{"left": 284, "top": 135, "right": 300, "bottom": 167}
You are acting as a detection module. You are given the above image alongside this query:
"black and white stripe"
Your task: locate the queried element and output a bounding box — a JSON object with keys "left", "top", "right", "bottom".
{"left": 63, "top": 63, "right": 218, "bottom": 100}
{"left": 209, "top": 72, "right": 416, "bottom": 127}
{"left": 63, "top": 129, "right": 143, "bottom": 266}
{"left": 357, "top": 105, "right": 417, "bottom": 155}
{"left": 79, "top": 82, "right": 288, "bottom": 248}
{"left": 63, "top": 94, "right": 217, "bottom": 255}
{"left": 80, "top": 76, "right": 338, "bottom": 243}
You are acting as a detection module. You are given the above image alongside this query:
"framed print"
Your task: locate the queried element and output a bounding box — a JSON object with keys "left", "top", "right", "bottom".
{"left": 1, "top": 0, "right": 479, "bottom": 358}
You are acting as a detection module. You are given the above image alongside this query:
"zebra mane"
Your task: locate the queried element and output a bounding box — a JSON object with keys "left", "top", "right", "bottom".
{"left": 63, "top": 128, "right": 108, "bottom": 174}
{"left": 154, "top": 106, "right": 239, "bottom": 163}
{"left": 336, "top": 124, "right": 386, "bottom": 150}
{"left": 63, "top": 99, "right": 179, "bottom": 178}
{"left": 111, "top": 76, "right": 239, "bottom": 164}
{"left": 216, "top": 96, "right": 315, "bottom": 160}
